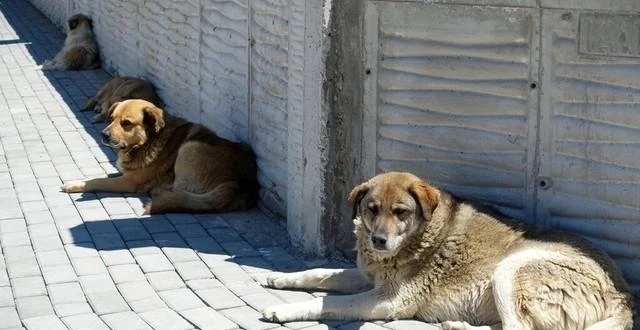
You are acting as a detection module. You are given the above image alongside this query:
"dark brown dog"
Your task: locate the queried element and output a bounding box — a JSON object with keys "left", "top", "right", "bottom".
{"left": 61, "top": 99, "right": 259, "bottom": 214}
{"left": 81, "top": 77, "right": 160, "bottom": 123}
{"left": 41, "top": 14, "right": 100, "bottom": 70}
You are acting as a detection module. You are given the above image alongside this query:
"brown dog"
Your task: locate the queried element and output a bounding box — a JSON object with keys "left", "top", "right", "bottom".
{"left": 81, "top": 77, "right": 161, "bottom": 123}
{"left": 61, "top": 99, "right": 259, "bottom": 214}
{"left": 263, "top": 172, "right": 633, "bottom": 330}
{"left": 41, "top": 14, "right": 100, "bottom": 70}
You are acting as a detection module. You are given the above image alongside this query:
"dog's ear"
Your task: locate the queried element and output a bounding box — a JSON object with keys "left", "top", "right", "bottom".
{"left": 348, "top": 182, "right": 369, "bottom": 219}
{"left": 68, "top": 17, "right": 79, "bottom": 30}
{"left": 409, "top": 181, "right": 440, "bottom": 221}
{"left": 107, "top": 102, "right": 120, "bottom": 119}
{"left": 143, "top": 105, "right": 165, "bottom": 133}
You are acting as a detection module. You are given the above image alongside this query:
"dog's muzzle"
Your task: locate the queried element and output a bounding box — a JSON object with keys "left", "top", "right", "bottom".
{"left": 370, "top": 233, "right": 388, "bottom": 251}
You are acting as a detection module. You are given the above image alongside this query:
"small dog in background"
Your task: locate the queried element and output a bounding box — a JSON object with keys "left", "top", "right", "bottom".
{"left": 263, "top": 172, "right": 634, "bottom": 330}
{"left": 81, "top": 76, "right": 161, "bottom": 123}
{"left": 41, "top": 14, "right": 100, "bottom": 70}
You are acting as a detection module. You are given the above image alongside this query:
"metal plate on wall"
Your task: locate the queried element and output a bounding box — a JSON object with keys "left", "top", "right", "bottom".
{"left": 363, "top": 2, "right": 540, "bottom": 221}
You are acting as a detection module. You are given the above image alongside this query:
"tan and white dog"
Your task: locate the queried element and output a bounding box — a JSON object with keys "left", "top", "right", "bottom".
{"left": 263, "top": 172, "right": 634, "bottom": 330}
{"left": 41, "top": 14, "right": 100, "bottom": 70}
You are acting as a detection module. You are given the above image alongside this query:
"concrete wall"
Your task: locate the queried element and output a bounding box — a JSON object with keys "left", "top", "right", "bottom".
{"left": 28, "top": 0, "right": 338, "bottom": 255}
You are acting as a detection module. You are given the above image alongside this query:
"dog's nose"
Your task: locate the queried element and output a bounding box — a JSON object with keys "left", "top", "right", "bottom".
{"left": 371, "top": 234, "right": 387, "bottom": 250}
{"left": 101, "top": 131, "right": 110, "bottom": 140}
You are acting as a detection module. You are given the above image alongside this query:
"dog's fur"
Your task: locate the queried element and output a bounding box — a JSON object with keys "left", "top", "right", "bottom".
{"left": 81, "top": 77, "right": 160, "bottom": 123}
{"left": 41, "top": 14, "right": 100, "bottom": 70}
{"left": 263, "top": 172, "right": 634, "bottom": 330}
{"left": 61, "top": 99, "right": 259, "bottom": 214}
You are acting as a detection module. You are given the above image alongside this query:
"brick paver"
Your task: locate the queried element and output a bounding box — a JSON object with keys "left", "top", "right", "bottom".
{"left": 0, "top": 1, "right": 448, "bottom": 330}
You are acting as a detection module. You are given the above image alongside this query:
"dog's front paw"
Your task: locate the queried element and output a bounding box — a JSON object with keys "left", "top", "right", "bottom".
{"left": 61, "top": 180, "right": 86, "bottom": 193}
{"left": 440, "top": 321, "right": 472, "bottom": 330}
{"left": 262, "top": 304, "right": 294, "bottom": 323}
{"left": 265, "top": 272, "right": 293, "bottom": 289}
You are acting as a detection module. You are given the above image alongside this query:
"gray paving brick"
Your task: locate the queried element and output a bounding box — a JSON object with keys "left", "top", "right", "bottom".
{"left": 41, "top": 264, "right": 77, "bottom": 284}
{"left": 108, "top": 264, "right": 145, "bottom": 283}
{"left": 186, "top": 278, "right": 223, "bottom": 291}
{"left": 284, "top": 321, "right": 320, "bottom": 329}
{"left": 62, "top": 313, "right": 110, "bottom": 330}
{"left": 174, "top": 260, "right": 212, "bottom": 281}
{"left": 0, "top": 307, "right": 21, "bottom": 329}
{"left": 0, "top": 231, "right": 30, "bottom": 247}
{"left": 227, "top": 282, "right": 267, "bottom": 297}
{"left": 221, "top": 306, "right": 279, "bottom": 330}
{"left": 35, "top": 249, "right": 69, "bottom": 268}
{"left": 22, "top": 210, "right": 52, "bottom": 225}
{"left": 140, "top": 217, "right": 175, "bottom": 234}
{"left": 53, "top": 302, "right": 93, "bottom": 318}
{"left": 241, "top": 291, "right": 285, "bottom": 311}
{"left": 146, "top": 271, "right": 185, "bottom": 291}
{"left": 195, "top": 215, "right": 229, "bottom": 229}
{"left": 6, "top": 258, "right": 40, "bottom": 279}
{"left": 165, "top": 214, "right": 199, "bottom": 225}
{"left": 129, "top": 296, "right": 167, "bottom": 313}
{"left": 195, "top": 287, "right": 245, "bottom": 310}
{"left": 101, "top": 311, "right": 153, "bottom": 330}
{"left": 208, "top": 228, "right": 242, "bottom": 243}
{"left": 161, "top": 247, "right": 199, "bottom": 263}
{"left": 239, "top": 257, "right": 273, "bottom": 274}
{"left": 10, "top": 276, "right": 46, "bottom": 298}
{"left": 186, "top": 236, "right": 224, "bottom": 254}
{"left": 113, "top": 220, "right": 151, "bottom": 241}
{"left": 22, "top": 315, "right": 68, "bottom": 330}
{"left": 139, "top": 308, "right": 194, "bottom": 330}
{"left": 338, "top": 322, "right": 389, "bottom": 330}
{"left": 85, "top": 290, "right": 130, "bottom": 315}
{"left": 70, "top": 257, "right": 108, "bottom": 276}
{"left": 258, "top": 247, "right": 305, "bottom": 272}
{"left": 27, "top": 223, "right": 57, "bottom": 237}
{"left": 136, "top": 254, "right": 174, "bottom": 273}
{"left": 127, "top": 240, "right": 162, "bottom": 256}
{"left": 78, "top": 274, "right": 117, "bottom": 293}
{"left": 99, "top": 249, "right": 135, "bottom": 266}
{"left": 383, "top": 320, "right": 441, "bottom": 330}
{"left": 173, "top": 223, "right": 209, "bottom": 238}
{"left": 158, "top": 288, "right": 205, "bottom": 312}
{"left": 91, "top": 233, "right": 126, "bottom": 250}
{"left": 117, "top": 281, "right": 157, "bottom": 302}
{"left": 48, "top": 282, "right": 86, "bottom": 305}
{"left": 0, "top": 219, "right": 27, "bottom": 234}
{"left": 15, "top": 295, "right": 54, "bottom": 319}
{"left": 220, "top": 240, "right": 262, "bottom": 258}
{"left": 268, "top": 288, "right": 315, "bottom": 304}
{"left": 64, "top": 244, "right": 99, "bottom": 259}
{"left": 31, "top": 235, "right": 63, "bottom": 252}
{"left": 180, "top": 307, "right": 237, "bottom": 330}
{"left": 0, "top": 286, "right": 15, "bottom": 307}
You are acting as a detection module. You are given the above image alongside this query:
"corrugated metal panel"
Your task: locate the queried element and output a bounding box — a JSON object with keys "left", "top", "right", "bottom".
{"left": 539, "top": 9, "right": 640, "bottom": 297}
{"left": 364, "top": 3, "right": 540, "bottom": 221}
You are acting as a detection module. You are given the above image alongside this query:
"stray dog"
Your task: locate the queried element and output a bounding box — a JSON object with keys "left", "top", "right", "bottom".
{"left": 263, "top": 172, "right": 634, "bottom": 330}
{"left": 41, "top": 14, "right": 99, "bottom": 70}
{"left": 81, "top": 76, "right": 160, "bottom": 123}
{"left": 61, "top": 99, "right": 259, "bottom": 214}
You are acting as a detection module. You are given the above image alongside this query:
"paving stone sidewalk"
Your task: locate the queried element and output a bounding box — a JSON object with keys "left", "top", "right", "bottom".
{"left": 0, "top": 2, "right": 442, "bottom": 330}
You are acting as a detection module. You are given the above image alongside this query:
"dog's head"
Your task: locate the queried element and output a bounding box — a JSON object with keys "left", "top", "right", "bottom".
{"left": 66, "top": 14, "right": 93, "bottom": 34}
{"left": 349, "top": 172, "right": 440, "bottom": 257}
{"left": 102, "top": 99, "right": 165, "bottom": 150}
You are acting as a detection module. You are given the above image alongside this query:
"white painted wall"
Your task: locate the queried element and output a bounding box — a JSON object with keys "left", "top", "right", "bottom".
{"left": 29, "top": 0, "right": 334, "bottom": 254}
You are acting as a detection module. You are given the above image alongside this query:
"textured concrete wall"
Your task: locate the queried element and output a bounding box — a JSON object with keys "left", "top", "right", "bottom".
{"left": 28, "top": 0, "right": 337, "bottom": 255}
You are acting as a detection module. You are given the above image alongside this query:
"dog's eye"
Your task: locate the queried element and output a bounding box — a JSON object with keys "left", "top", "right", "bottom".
{"left": 367, "top": 203, "right": 378, "bottom": 215}
{"left": 121, "top": 119, "right": 132, "bottom": 127}
{"left": 393, "top": 208, "right": 409, "bottom": 218}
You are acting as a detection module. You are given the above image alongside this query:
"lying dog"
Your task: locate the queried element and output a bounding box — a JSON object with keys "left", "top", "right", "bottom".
{"left": 263, "top": 172, "right": 634, "bottom": 330}
{"left": 41, "top": 14, "right": 100, "bottom": 70}
{"left": 61, "top": 99, "right": 259, "bottom": 214}
{"left": 81, "top": 76, "right": 160, "bottom": 123}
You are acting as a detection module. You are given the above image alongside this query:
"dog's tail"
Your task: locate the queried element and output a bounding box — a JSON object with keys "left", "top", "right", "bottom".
{"left": 145, "top": 181, "right": 258, "bottom": 214}
{"left": 584, "top": 303, "right": 634, "bottom": 330}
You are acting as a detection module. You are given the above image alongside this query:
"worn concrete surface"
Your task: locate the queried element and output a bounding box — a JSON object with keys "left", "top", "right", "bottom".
{"left": 0, "top": 1, "right": 446, "bottom": 330}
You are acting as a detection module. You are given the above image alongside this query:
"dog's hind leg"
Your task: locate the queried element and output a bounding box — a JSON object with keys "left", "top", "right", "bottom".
{"left": 144, "top": 181, "right": 250, "bottom": 214}
{"left": 441, "top": 321, "right": 502, "bottom": 330}
{"left": 266, "top": 268, "right": 372, "bottom": 294}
